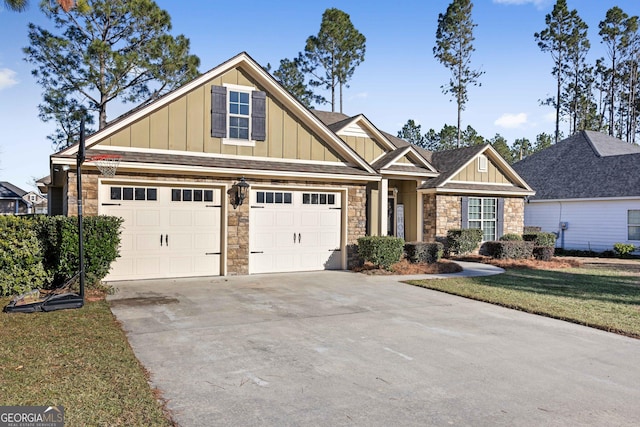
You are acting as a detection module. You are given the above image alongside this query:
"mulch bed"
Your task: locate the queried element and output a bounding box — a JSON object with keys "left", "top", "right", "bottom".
{"left": 354, "top": 259, "right": 463, "bottom": 275}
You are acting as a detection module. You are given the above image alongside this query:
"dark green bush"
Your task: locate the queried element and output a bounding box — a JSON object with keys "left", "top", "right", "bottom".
{"left": 483, "top": 241, "right": 534, "bottom": 259}
{"left": 523, "top": 226, "right": 542, "bottom": 234}
{"left": 522, "top": 232, "right": 557, "bottom": 248}
{"left": 0, "top": 216, "right": 50, "bottom": 296}
{"left": 499, "top": 233, "right": 523, "bottom": 241}
{"left": 613, "top": 243, "right": 636, "bottom": 257}
{"left": 404, "top": 242, "right": 444, "bottom": 264}
{"left": 446, "top": 229, "right": 483, "bottom": 255}
{"left": 357, "top": 236, "right": 404, "bottom": 270}
{"left": 533, "top": 246, "right": 555, "bottom": 261}
{"left": 33, "top": 215, "right": 124, "bottom": 288}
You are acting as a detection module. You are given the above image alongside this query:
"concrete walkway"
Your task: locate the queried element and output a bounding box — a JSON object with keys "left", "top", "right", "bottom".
{"left": 364, "top": 260, "right": 504, "bottom": 282}
{"left": 108, "top": 266, "right": 640, "bottom": 427}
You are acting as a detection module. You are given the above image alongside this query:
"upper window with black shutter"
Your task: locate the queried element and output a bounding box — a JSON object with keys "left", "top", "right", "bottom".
{"left": 211, "top": 84, "right": 266, "bottom": 146}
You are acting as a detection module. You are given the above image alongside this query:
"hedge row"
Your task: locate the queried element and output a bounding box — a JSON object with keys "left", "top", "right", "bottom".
{"left": 0, "top": 215, "right": 123, "bottom": 296}
{"left": 483, "top": 241, "right": 534, "bottom": 259}
{"left": 357, "top": 237, "right": 444, "bottom": 269}
{"left": 404, "top": 242, "right": 444, "bottom": 264}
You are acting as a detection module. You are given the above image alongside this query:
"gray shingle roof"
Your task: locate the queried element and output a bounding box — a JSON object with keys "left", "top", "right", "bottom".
{"left": 0, "top": 182, "right": 27, "bottom": 198}
{"left": 512, "top": 131, "right": 640, "bottom": 199}
{"left": 420, "top": 145, "right": 488, "bottom": 188}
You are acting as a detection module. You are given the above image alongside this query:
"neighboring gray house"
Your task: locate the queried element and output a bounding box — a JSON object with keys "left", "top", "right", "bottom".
{"left": 0, "top": 182, "right": 31, "bottom": 215}
{"left": 513, "top": 131, "right": 640, "bottom": 252}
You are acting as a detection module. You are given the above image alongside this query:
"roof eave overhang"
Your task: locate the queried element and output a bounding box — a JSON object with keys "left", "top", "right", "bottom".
{"left": 419, "top": 187, "right": 535, "bottom": 197}
{"left": 70, "top": 161, "right": 381, "bottom": 183}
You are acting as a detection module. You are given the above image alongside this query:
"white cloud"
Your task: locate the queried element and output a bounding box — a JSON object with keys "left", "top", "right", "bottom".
{"left": 0, "top": 68, "right": 18, "bottom": 90}
{"left": 492, "top": 0, "right": 551, "bottom": 9}
{"left": 349, "top": 92, "right": 368, "bottom": 100}
{"left": 494, "top": 112, "right": 528, "bottom": 129}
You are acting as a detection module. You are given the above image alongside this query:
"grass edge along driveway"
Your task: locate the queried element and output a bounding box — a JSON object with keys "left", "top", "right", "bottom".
{"left": 406, "top": 266, "right": 640, "bottom": 339}
{"left": 0, "top": 299, "right": 174, "bottom": 426}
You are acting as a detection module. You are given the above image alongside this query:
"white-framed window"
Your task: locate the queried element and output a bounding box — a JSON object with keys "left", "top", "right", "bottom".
{"left": 302, "top": 193, "right": 336, "bottom": 205}
{"left": 477, "top": 155, "right": 488, "bottom": 173}
{"left": 29, "top": 194, "right": 37, "bottom": 202}
{"left": 468, "top": 197, "right": 497, "bottom": 241}
{"left": 211, "top": 84, "right": 266, "bottom": 146}
{"left": 228, "top": 89, "right": 251, "bottom": 140}
{"left": 629, "top": 210, "right": 640, "bottom": 241}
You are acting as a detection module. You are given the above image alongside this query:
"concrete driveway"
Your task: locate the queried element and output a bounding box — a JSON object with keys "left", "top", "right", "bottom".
{"left": 108, "top": 271, "right": 640, "bottom": 426}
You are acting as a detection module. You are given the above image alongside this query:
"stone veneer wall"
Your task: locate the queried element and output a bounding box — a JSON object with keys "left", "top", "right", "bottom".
{"left": 503, "top": 197, "right": 524, "bottom": 235}
{"left": 66, "top": 171, "right": 367, "bottom": 275}
{"left": 347, "top": 186, "right": 367, "bottom": 268}
{"left": 423, "top": 194, "right": 525, "bottom": 242}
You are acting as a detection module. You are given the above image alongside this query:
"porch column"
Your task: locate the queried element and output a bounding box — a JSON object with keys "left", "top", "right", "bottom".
{"left": 378, "top": 178, "right": 388, "bottom": 236}
{"left": 416, "top": 188, "right": 423, "bottom": 242}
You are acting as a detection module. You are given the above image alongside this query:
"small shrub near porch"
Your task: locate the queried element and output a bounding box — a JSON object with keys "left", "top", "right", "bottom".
{"left": 357, "top": 236, "right": 404, "bottom": 270}
{"left": 404, "top": 242, "right": 444, "bottom": 264}
{"left": 446, "top": 229, "right": 483, "bottom": 255}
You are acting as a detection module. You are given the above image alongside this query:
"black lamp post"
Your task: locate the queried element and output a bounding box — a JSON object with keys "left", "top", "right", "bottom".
{"left": 76, "top": 118, "right": 86, "bottom": 303}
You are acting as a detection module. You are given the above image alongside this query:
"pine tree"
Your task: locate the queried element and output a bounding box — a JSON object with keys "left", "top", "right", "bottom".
{"left": 24, "top": 0, "right": 200, "bottom": 148}
{"left": 433, "top": 0, "right": 483, "bottom": 148}
{"left": 302, "top": 8, "right": 366, "bottom": 113}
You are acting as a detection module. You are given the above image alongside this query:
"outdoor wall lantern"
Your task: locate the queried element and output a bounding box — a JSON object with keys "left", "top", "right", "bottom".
{"left": 231, "top": 177, "right": 250, "bottom": 209}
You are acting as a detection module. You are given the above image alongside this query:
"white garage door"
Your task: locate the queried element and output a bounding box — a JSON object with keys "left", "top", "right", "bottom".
{"left": 249, "top": 190, "right": 342, "bottom": 274}
{"left": 100, "top": 184, "right": 222, "bottom": 281}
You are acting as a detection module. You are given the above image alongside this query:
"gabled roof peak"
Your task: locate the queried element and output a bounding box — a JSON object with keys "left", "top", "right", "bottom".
{"left": 582, "top": 130, "right": 640, "bottom": 157}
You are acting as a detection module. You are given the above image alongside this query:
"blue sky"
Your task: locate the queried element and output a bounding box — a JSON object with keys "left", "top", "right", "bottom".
{"left": 0, "top": 0, "right": 636, "bottom": 190}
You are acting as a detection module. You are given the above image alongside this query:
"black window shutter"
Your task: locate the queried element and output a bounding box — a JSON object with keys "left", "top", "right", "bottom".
{"left": 461, "top": 196, "right": 469, "bottom": 229}
{"left": 211, "top": 85, "right": 227, "bottom": 138}
{"left": 497, "top": 197, "right": 505, "bottom": 238}
{"left": 251, "top": 91, "right": 266, "bottom": 141}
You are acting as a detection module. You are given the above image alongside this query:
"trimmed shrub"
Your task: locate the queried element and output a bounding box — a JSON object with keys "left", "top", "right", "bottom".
{"left": 483, "top": 240, "right": 534, "bottom": 259}
{"left": 499, "top": 233, "right": 523, "bottom": 241}
{"left": 0, "top": 216, "right": 50, "bottom": 296}
{"left": 533, "top": 246, "right": 555, "bottom": 261}
{"left": 357, "top": 236, "right": 404, "bottom": 270}
{"left": 522, "top": 232, "right": 557, "bottom": 248}
{"left": 613, "top": 243, "right": 636, "bottom": 257}
{"left": 446, "top": 229, "right": 483, "bottom": 255}
{"left": 523, "top": 226, "right": 542, "bottom": 234}
{"left": 405, "top": 242, "right": 444, "bottom": 264}
{"left": 33, "top": 215, "right": 124, "bottom": 288}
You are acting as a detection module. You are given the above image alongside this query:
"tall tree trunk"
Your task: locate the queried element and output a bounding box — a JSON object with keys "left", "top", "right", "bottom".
{"left": 339, "top": 82, "right": 343, "bottom": 113}
{"left": 610, "top": 52, "right": 616, "bottom": 135}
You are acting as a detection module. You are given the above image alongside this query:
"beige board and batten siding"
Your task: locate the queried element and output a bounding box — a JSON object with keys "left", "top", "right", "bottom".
{"left": 450, "top": 157, "right": 511, "bottom": 184}
{"left": 341, "top": 135, "right": 387, "bottom": 163}
{"left": 98, "top": 67, "right": 342, "bottom": 162}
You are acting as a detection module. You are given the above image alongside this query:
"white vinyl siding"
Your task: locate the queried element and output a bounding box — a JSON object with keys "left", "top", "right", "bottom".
{"left": 524, "top": 199, "right": 640, "bottom": 251}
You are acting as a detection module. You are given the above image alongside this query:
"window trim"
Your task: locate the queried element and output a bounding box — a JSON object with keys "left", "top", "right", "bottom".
{"left": 477, "top": 155, "right": 488, "bottom": 173}
{"left": 467, "top": 197, "right": 497, "bottom": 241}
{"left": 223, "top": 83, "right": 256, "bottom": 147}
{"left": 628, "top": 209, "right": 640, "bottom": 241}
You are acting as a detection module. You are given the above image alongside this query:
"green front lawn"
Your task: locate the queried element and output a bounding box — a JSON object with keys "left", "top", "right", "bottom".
{"left": 0, "top": 299, "right": 173, "bottom": 426}
{"left": 407, "top": 266, "right": 640, "bottom": 338}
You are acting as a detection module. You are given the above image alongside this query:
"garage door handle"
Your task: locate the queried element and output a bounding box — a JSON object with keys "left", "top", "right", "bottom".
{"left": 293, "top": 233, "right": 296, "bottom": 243}
{"left": 160, "top": 234, "right": 163, "bottom": 246}
{"left": 298, "top": 233, "right": 301, "bottom": 244}
{"left": 165, "top": 234, "right": 169, "bottom": 247}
